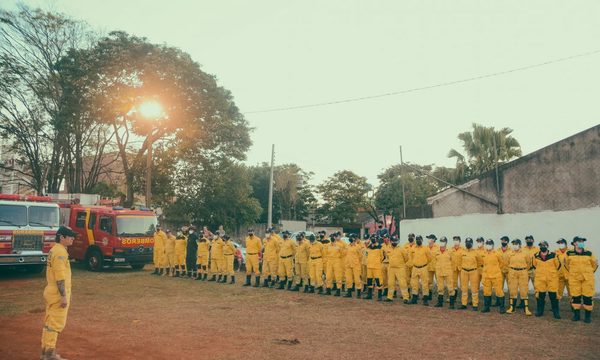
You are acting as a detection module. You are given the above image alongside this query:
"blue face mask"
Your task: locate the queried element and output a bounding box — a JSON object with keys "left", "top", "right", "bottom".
{"left": 577, "top": 242, "right": 585, "bottom": 249}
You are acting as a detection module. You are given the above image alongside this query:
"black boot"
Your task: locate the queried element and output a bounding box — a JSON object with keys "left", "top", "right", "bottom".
{"left": 303, "top": 285, "right": 310, "bottom": 293}
{"left": 356, "top": 289, "right": 362, "bottom": 299}
{"left": 364, "top": 287, "right": 373, "bottom": 300}
{"left": 165, "top": 268, "right": 170, "bottom": 276}
{"left": 317, "top": 286, "right": 324, "bottom": 295}
{"left": 335, "top": 288, "right": 341, "bottom": 297}
{"left": 499, "top": 297, "right": 506, "bottom": 314}
{"left": 158, "top": 268, "right": 164, "bottom": 276}
{"left": 287, "top": 280, "right": 293, "bottom": 290}
{"left": 221, "top": 275, "right": 228, "bottom": 283}
{"left": 423, "top": 294, "right": 429, "bottom": 306}
{"left": 535, "top": 292, "right": 546, "bottom": 317}
{"left": 572, "top": 309, "right": 581, "bottom": 321}
{"left": 208, "top": 275, "right": 216, "bottom": 282}
{"left": 203, "top": 273, "right": 208, "bottom": 281}
{"left": 278, "top": 278, "right": 286, "bottom": 290}
{"left": 243, "top": 275, "right": 251, "bottom": 286}
{"left": 254, "top": 276, "right": 260, "bottom": 287}
{"left": 151, "top": 268, "right": 159, "bottom": 275}
{"left": 377, "top": 289, "right": 383, "bottom": 301}
{"left": 449, "top": 294, "right": 456, "bottom": 309}
{"left": 482, "top": 296, "right": 491, "bottom": 313}
{"left": 493, "top": 296, "right": 501, "bottom": 307}
{"left": 195, "top": 273, "right": 202, "bottom": 280}
{"left": 549, "top": 292, "right": 561, "bottom": 319}
{"left": 230, "top": 276, "right": 235, "bottom": 284}
{"left": 325, "top": 287, "right": 332, "bottom": 295}
{"left": 262, "top": 277, "right": 270, "bottom": 287}
{"left": 435, "top": 295, "right": 444, "bottom": 308}
{"left": 408, "top": 294, "right": 418, "bottom": 305}
{"left": 344, "top": 287, "right": 353, "bottom": 298}
{"left": 518, "top": 299, "right": 525, "bottom": 309}
{"left": 216, "top": 275, "right": 222, "bottom": 283}
{"left": 584, "top": 310, "right": 592, "bottom": 324}
{"left": 292, "top": 280, "right": 301, "bottom": 292}
{"left": 383, "top": 289, "right": 388, "bottom": 298}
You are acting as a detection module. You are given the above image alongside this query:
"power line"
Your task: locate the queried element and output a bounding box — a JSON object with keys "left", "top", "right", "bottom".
{"left": 245, "top": 48, "right": 600, "bottom": 115}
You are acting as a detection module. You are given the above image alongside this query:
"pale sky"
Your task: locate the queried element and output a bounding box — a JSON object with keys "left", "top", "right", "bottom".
{"left": 7, "top": 0, "right": 600, "bottom": 186}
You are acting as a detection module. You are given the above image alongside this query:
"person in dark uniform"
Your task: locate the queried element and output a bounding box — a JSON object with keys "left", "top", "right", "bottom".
{"left": 186, "top": 226, "right": 199, "bottom": 278}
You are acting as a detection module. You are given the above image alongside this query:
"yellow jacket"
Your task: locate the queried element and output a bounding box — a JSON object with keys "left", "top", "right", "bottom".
{"left": 245, "top": 235, "right": 262, "bottom": 255}
{"left": 263, "top": 237, "right": 280, "bottom": 261}
{"left": 532, "top": 252, "right": 560, "bottom": 281}
{"left": 175, "top": 235, "right": 187, "bottom": 257}
{"left": 565, "top": 250, "right": 598, "bottom": 282}
{"left": 154, "top": 230, "right": 167, "bottom": 251}
{"left": 165, "top": 234, "right": 176, "bottom": 254}
{"left": 197, "top": 239, "right": 210, "bottom": 255}
{"left": 522, "top": 245, "right": 540, "bottom": 262}
{"left": 388, "top": 246, "right": 408, "bottom": 268}
{"left": 326, "top": 241, "right": 345, "bottom": 261}
{"left": 495, "top": 247, "right": 511, "bottom": 274}
{"left": 450, "top": 246, "right": 464, "bottom": 272}
{"left": 459, "top": 248, "right": 482, "bottom": 270}
{"left": 367, "top": 246, "right": 383, "bottom": 269}
{"left": 409, "top": 246, "right": 432, "bottom": 268}
{"left": 211, "top": 238, "right": 224, "bottom": 260}
{"left": 427, "top": 244, "right": 440, "bottom": 271}
{"left": 309, "top": 241, "right": 324, "bottom": 259}
{"left": 344, "top": 242, "right": 363, "bottom": 268}
{"left": 482, "top": 250, "right": 504, "bottom": 279}
{"left": 508, "top": 249, "right": 531, "bottom": 270}
{"left": 296, "top": 239, "right": 311, "bottom": 264}
{"left": 381, "top": 243, "right": 392, "bottom": 264}
{"left": 223, "top": 240, "right": 236, "bottom": 256}
{"left": 555, "top": 248, "right": 569, "bottom": 277}
{"left": 279, "top": 239, "right": 297, "bottom": 258}
{"left": 433, "top": 247, "right": 453, "bottom": 276}
{"left": 45, "top": 243, "right": 71, "bottom": 298}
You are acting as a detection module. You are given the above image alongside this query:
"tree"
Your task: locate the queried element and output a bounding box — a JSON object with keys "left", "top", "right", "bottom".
{"left": 0, "top": 6, "right": 93, "bottom": 194}
{"left": 317, "top": 170, "right": 372, "bottom": 224}
{"left": 448, "top": 123, "right": 522, "bottom": 180}
{"left": 63, "top": 31, "right": 251, "bottom": 206}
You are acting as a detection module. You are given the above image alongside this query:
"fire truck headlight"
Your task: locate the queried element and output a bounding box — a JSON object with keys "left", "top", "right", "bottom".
{"left": 0, "top": 235, "right": 12, "bottom": 242}
{"left": 44, "top": 235, "right": 55, "bottom": 242}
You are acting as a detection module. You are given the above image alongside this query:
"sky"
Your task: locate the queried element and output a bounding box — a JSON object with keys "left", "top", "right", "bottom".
{"left": 6, "top": 0, "right": 600, "bottom": 186}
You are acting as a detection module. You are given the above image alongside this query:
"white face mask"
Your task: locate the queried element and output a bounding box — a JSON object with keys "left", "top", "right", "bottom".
{"left": 189, "top": 230, "right": 194, "bottom": 234}
{"left": 485, "top": 244, "right": 493, "bottom": 251}
{"left": 477, "top": 243, "right": 484, "bottom": 249}
{"left": 440, "top": 242, "right": 447, "bottom": 248}
{"left": 453, "top": 240, "right": 460, "bottom": 246}
{"left": 559, "top": 243, "right": 567, "bottom": 249}
{"left": 511, "top": 244, "right": 520, "bottom": 251}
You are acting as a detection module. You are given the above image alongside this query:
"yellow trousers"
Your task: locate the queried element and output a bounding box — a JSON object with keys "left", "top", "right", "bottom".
{"left": 535, "top": 275, "right": 558, "bottom": 293}
{"left": 153, "top": 248, "right": 166, "bottom": 268}
{"left": 428, "top": 270, "right": 436, "bottom": 293}
{"left": 569, "top": 275, "right": 595, "bottom": 310}
{"left": 405, "top": 265, "right": 413, "bottom": 289}
{"left": 211, "top": 257, "right": 224, "bottom": 274}
{"left": 453, "top": 270, "right": 460, "bottom": 290}
{"left": 367, "top": 268, "right": 382, "bottom": 283}
{"left": 41, "top": 293, "right": 70, "bottom": 349}
{"left": 381, "top": 263, "right": 389, "bottom": 289}
{"left": 224, "top": 254, "right": 234, "bottom": 275}
{"left": 483, "top": 275, "right": 504, "bottom": 297}
{"left": 309, "top": 259, "right": 324, "bottom": 287}
{"left": 295, "top": 262, "right": 309, "bottom": 285}
{"left": 388, "top": 266, "right": 409, "bottom": 300}
{"left": 197, "top": 253, "right": 209, "bottom": 267}
{"left": 361, "top": 264, "right": 367, "bottom": 285}
{"left": 245, "top": 254, "right": 260, "bottom": 275}
{"left": 345, "top": 265, "right": 362, "bottom": 290}
{"left": 278, "top": 257, "right": 294, "bottom": 278}
{"left": 325, "top": 259, "right": 343, "bottom": 288}
{"left": 557, "top": 274, "right": 569, "bottom": 300}
{"left": 508, "top": 269, "right": 528, "bottom": 298}
{"left": 166, "top": 252, "right": 175, "bottom": 268}
{"left": 175, "top": 252, "right": 186, "bottom": 268}
{"left": 461, "top": 269, "right": 480, "bottom": 306}
{"left": 436, "top": 273, "right": 455, "bottom": 296}
{"left": 411, "top": 266, "right": 430, "bottom": 296}
{"left": 262, "top": 258, "right": 278, "bottom": 277}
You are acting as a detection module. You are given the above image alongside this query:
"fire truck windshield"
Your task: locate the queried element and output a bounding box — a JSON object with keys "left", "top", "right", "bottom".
{"left": 0, "top": 204, "right": 27, "bottom": 227}
{"left": 28, "top": 206, "right": 59, "bottom": 227}
{"left": 116, "top": 216, "right": 157, "bottom": 237}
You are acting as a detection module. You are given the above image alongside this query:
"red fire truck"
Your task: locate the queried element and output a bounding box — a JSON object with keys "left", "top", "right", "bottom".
{"left": 60, "top": 204, "right": 158, "bottom": 271}
{"left": 0, "top": 194, "right": 59, "bottom": 272}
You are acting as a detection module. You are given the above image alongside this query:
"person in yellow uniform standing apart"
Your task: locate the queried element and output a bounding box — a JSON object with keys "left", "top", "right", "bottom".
{"left": 532, "top": 240, "right": 561, "bottom": 319}
{"left": 243, "top": 229, "right": 263, "bottom": 287}
{"left": 458, "top": 238, "right": 483, "bottom": 311}
{"left": 152, "top": 224, "right": 168, "bottom": 275}
{"left": 221, "top": 235, "right": 236, "bottom": 284}
{"left": 292, "top": 233, "right": 310, "bottom": 292}
{"left": 408, "top": 235, "right": 433, "bottom": 306}
{"left": 196, "top": 234, "right": 210, "bottom": 280}
{"left": 174, "top": 228, "right": 188, "bottom": 277}
{"left": 385, "top": 235, "right": 409, "bottom": 303}
{"left": 261, "top": 230, "right": 280, "bottom": 288}
{"left": 506, "top": 239, "right": 533, "bottom": 315}
{"left": 278, "top": 231, "right": 297, "bottom": 290}
{"left": 308, "top": 234, "right": 325, "bottom": 294}
{"left": 41, "top": 226, "right": 77, "bottom": 360}
{"left": 433, "top": 237, "right": 456, "bottom": 308}
{"left": 343, "top": 234, "right": 363, "bottom": 298}
{"left": 555, "top": 238, "right": 570, "bottom": 301}
{"left": 426, "top": 234, "right": 439, "bottom": 303}
{"left": 565, "top": 236, "right": 598, "bottom": 323}
{"left": 481, "top": 239, "right": 506, "bottom": 314}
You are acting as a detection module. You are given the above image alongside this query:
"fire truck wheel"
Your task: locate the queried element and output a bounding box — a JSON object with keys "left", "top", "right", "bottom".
{"left": 130, "top": 263, "right": 145, "bottom": 270}
{"left": 86, "top": 249, "right": 104, "bottom": 272}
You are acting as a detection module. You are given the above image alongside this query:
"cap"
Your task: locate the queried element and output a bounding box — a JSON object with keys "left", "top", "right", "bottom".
{"left": 308, "top": 234, "right": 316, "bottom": 241}
{"left": 573, "top": 236, "right": 587, "bottom": 242}
{"left": 539, "top": 240, "right": 549, "bottom": 247}
{"left": 485, "top": 239, "right": 494, "bottom": 245}
{"left": 223, "top": 235, "right": 230, "bottom": 240}
{"left": 439, "top": 236, "right": 447, "bottom": 242}
{"left": 189, "top": 225, "right": 197, "bottom": 231}
{"left": 511, "top": 239, "right": 522, "bottom": 245}
{"left": 296, "top": 234, "right": 302, "bottom": 240}
{"left": 525, "top": 235, "right": 534, "bottom": 241}
{"left": 426, "top": 234, "right": 437, "bottom": 240}
{"left": 156, "top": 224, "right": 162, "bottom": 228}
{"left": 56, "top": 226, "right": 78, "bottom": 237}
{"left": 556, "top": 238, "right": 567, "bottom": 244}
{"left": 452, "top": 236, "right": 461, "bottom": 241}
{"left": 415, "top": 235, "right": 423, "bottom": 240}
{"left": 500, "top": 236, "right": 510, "bottom": 241}
{"left": 408, "top": 233, "right": 415, "bottom": 238}
{"left": 465, "top": 237, "right": 473, "bottom": 243}
{"left": 476, "top": 237, "right": 484, "bottom": 242}
{"left": 247, "top": 228, "right": 255, "bottom": 232}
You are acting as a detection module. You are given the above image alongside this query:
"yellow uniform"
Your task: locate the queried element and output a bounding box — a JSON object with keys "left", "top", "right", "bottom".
{"left": 295, "top": 239, "right": 311, "bottom": 287}
{"left": 278, "top": 238, "right": 297, "bottom": 281}
{"left": 210, "top": 238, "right": 225, "bottom": 276}
{"left": 309, "top": 241, "right": 325, "bottom": 289}
{"left": 532, "top": 252, "right": 560, "bottom": 293}
{"left": 409, "top": 246, "right": 433, "bottom": 298}
{"left": 565, "top": 249, "right": 598, "bottom": 312}
{"left": 165, "top": 233, "right": 176, "bottom": 272}
{"left": 361, "top": 240, "right": 369, "bottom": 286}
{"left": 450, "top": 245, "right": 464, "bottom": 292}
{"left": 433, "top": 247, "right": 455, "bottom": 299}
{"left": 223, "top": 240, "right": 236, "bottom": 276}
{"left": 325, "top": 241, "right": 345, "bottom": 290}
{"left": 403, "top": 243, "right": 416, "bottom": 290}
{"left": 506, "top": 248, "right": 532, "bottom": 315}
{"left": 262, "top": 236, "right": 280, "bottom": 280}
{"left": 174, "top": 235, "right": 187, "bottom": 274}
{"left": 522, "top": 245, "right": 540, "bottom": 287}
{"left": 496, "top": 247, "right": 511, "bottom": 289}
{"left": 555, "top": 248, "right": 570, "bottom": 300}
{"left": 344, "top": 242, "right": 363, "bottom": 292}
{"left": 427, "top": 244, "right": 440, "bottom": 295}
{"left": 153, "top": 230, "right": 168, "bottom": 270}
{"left": 245, "top": 235, "right": 262, "bottom": 276}
{"left": 387, "top": 245, "right": 409, "bottom": 301}
{"left": 381, "top": 243, "right": 392, "bottom": 292}
{"left": 476, "top": 246, "right": 486, "bottom": 287}
{"left": 197, "top": 239, "right": 210, "bottom": 267}
{"left": 482, "top": 250, "right": 505, "bottom": 297}
{"left": 458, "top": 248, "right": 482, "bottom": 307}
{"left": 42, "top": 243, "right": 71, "bottom": 352}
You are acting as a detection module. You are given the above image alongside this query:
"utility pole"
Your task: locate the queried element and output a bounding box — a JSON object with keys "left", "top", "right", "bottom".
{"left": 492, "top": 131, "right": 503, "bottom": 214}
{"left": 267, "top": 144, "right": 275, "bottom": 229}
{"left": 399, "top": 146, "right": 407, "bottom": 219}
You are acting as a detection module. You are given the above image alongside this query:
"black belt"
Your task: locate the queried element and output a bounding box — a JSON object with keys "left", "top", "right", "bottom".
{"left": 247, "top": 252, "right": 258, "bottom": 255}
{"left": 511, "top": 267, "right": 526, "bottom": 271}
{"left": 310, "top": 256, "right": 322, "bottom": 260}
{"left": 280, "top": 255, "right": 292, "bottom": 259}
{"left": 414, "top": 264, "right": 427, "bottom": 269}
{"left": 462, "top": 268, "right": 476, "bottom": 272}
{"left": 224, "top": 253, "right": 234, "bottom": 256}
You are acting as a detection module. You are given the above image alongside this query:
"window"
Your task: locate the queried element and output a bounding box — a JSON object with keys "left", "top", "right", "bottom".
{"left": 99, "top": 216, "right": 113, "bottom": 234}
{"left": 75, "top": 212, "right": 86, "bottom": 228}
{"left": 28, "top": 206, "right": 59, "bottom": 227}
{"left": 88, "top": 213, "right": 96, "bottom": 230}
{"left": 0, "top": 205, "right": 27, "bottom": 227}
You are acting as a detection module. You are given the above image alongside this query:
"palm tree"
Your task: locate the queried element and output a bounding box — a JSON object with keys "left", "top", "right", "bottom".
{"left": 448, "top": 123, "right": 522, "bottom": 180}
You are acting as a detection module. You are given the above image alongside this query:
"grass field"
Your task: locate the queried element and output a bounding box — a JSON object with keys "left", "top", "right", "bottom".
{"left": 1, "top": 264, "right": 598, "bottom": 360}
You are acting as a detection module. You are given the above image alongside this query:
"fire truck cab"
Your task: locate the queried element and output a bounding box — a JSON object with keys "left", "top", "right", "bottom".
{"left": 60, "top": 205, "right": 157, "bottom": 271}
{"left": 0, "top": 194, "right": 59, "bottom": 272}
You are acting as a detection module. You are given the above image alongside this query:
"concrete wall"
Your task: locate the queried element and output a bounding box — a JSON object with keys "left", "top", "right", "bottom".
{"left": 280, "top": 220, "right": 307, "bottom": 232}
{"left": 429, "top": 125, "right": 600, "bottom": 217}
{"left": 399, "top": 206, "right": 600, "bottom": 294}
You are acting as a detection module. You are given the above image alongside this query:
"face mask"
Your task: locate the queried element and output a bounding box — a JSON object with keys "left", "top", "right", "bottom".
{"left": 577, "top": 242, "right": 585, "bottom": 249}
{"left": 477, "top": 243, "right": 484, "bottom": 249}
{"left": 501, "top": 242, "right": 508, "bottom": 248}
{"left": 453, "top": 240, "right": 460, "bottom": 246}
{"left": 539, "top": 246, "right": 548, "bottom": 252}
{"left": 378, "top": 225, "right": 383, "bottom": 229}
{"left": 440, "top": 241, "right": 447, "bottom": 248}
{"left": 189, "top": 230, "right": 194, "bottom": 234}
{"left": 559, "top": 243, "right": 566, "bottom": 249}
{"left": 249, "top": 233, "right": 254, "bottom": 236}
{"left": 526, "top": 241, "right": 534, "bottom": 246}
{"left": 392, "top": 242, "right": 398, "bottom": 247}
{"left": 512, "top": 244, "right": 519, "bottom": 251}
{"left": 408, "top": 238, "right": 414, "bottom": 243}
{"left": 465, "top": 243, "right": 472, "bottom": 249}
{"left": 485, "top": 244, "right": 493, "bottom": 251}
{"left": 416, "top": 239, "right": 423, "bottom": 246}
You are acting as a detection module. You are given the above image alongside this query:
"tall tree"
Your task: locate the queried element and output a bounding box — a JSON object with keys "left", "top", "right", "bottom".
{"left": 448, "top": 123, "right": 522, "bottom": 179}
{"left": 317, "top": 170, "right": 372, "bottom": 224}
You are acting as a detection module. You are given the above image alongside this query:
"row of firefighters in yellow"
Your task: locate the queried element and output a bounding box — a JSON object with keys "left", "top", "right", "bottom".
{"left": 152, "top": 229, "right": 597, "bottom": 323}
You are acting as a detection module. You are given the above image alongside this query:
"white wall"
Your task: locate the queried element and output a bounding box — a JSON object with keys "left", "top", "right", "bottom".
{"left": 280, "top": 220, "right": 307, "bottom": 232}
{"left": 399, "top": 207, "right": 600, "bottom": 295}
